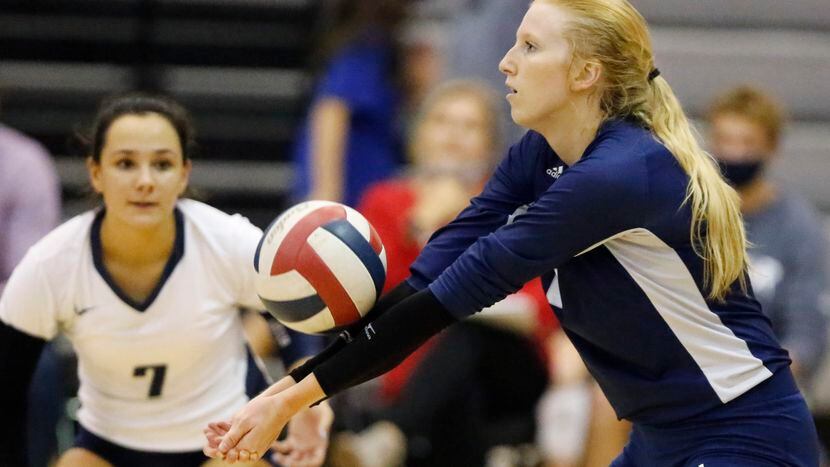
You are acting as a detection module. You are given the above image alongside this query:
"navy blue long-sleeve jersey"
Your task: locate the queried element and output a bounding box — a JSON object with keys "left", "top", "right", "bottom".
{"left": 408, "top": 119, "right": 791, "bottom": 424}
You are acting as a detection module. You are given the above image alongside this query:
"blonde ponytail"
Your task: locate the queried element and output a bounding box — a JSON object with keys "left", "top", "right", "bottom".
{"left": 544, "top": 0, "right": 749, "bottom": 300}
{"left": 645, "top": 77, "right": 748, "bottom": 300}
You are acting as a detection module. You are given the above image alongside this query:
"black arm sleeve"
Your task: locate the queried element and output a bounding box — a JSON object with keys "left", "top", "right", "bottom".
{"left": 0, "top": 321, "right": 46, "bottom": 466}
{"left": 312, "top": 287, "right": 456, "bottom": 396}
{"left": 289, "top": 281, "right": 417, "bottom": 382}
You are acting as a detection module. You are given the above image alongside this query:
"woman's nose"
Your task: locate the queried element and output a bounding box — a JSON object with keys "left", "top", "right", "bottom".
{"left": 136, "top": 165, "right": 155, "bottom": 190}
{"left": 499, "top": 46, "right": 516, "bottom": 76}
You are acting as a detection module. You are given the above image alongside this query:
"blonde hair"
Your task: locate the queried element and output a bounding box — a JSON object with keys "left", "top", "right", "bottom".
{"left": 707, "top": 85, "right": 786, "bottom": 149}
{"left": 408, "top": 79, "right": 503, "bottom": 168}
{"left": 541, "top": 0, "right": 748, "bottom": 300}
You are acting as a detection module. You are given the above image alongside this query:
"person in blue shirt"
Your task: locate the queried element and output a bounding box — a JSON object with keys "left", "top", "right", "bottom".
{"left": 291, "top": 1, "right": 405, "bottom": 207}
{"left": 207, "top": 1, "right": 821, "bottom": 465}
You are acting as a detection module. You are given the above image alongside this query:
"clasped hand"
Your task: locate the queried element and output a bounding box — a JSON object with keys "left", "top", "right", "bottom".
{"left": 203, "top": 386, "right": 332, "bottom": 466}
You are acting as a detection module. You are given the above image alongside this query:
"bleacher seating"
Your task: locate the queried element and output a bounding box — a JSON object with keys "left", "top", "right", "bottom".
{"left": 1, "top": 0, "right": 828, "bottom": 222}
{"left": 632, "top": 0, "right": 830, "bottom": 211}
{"left": 0, "top": 0, "right": 318, "bottom": 226}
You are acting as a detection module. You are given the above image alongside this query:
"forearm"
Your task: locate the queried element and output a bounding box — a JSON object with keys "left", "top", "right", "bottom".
{"left": 289, "top": 281, "right": 417, "bottom": 383}
{"left": 311, "top": 288, "right": 456, "bottom": 397}
{"left": 0, "top": 321, "right": 46, "bottom": 465}
{"left": 279, "top": 373, "right": 329, "bottom": 414}
{"left": 253, "top": 376, "right": 297, "bottom": 401}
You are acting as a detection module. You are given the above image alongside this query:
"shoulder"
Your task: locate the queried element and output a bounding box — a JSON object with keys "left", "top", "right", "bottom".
{"left": 589, "top": 120, "right": 671, "bottom": 164}
{"left": 25, "top": 211, "right": 95, "bottom": 266}
{"left": 584, "top": 120, "right": 683, "bottom": 192}
{"left": 178, "top": 199, "right": 263, "bottom": 239}
{"left": 557, "top": 122, "right": 678, "bottom": 214}
{"left": 177, "top": 199, "right": 262, "bottom": 234}
{"left": 4, "top": 211, "right": 94, "bottom": 310}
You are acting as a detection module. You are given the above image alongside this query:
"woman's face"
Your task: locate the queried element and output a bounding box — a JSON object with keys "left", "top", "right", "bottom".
{"left": 88, "top": 112, "right": 191, "bottom": 230}
{"left": 709, "top": 113, "right": 775, "bottom": 164}
{"left": 499, "top": 1, "right": 575, "bottom": 129}
{"left": 415, "top": 93, "right": 492, "bottom": 170}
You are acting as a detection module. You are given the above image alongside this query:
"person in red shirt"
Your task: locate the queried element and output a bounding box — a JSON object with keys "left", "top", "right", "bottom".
{"left": 330, "top": 80, "right": 555, "bottom": 467}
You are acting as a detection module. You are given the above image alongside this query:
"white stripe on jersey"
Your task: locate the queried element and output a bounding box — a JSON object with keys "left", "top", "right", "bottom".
{"left": 604, "top": 228, "right": 773, "bottom": 403}
{"left": 546, "top": 269, "right": 563, "bottom": 308}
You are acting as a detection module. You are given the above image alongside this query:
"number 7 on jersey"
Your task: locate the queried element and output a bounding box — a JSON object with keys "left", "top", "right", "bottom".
{"left": 133, "top": 364, "right": 167, "bottom": 398}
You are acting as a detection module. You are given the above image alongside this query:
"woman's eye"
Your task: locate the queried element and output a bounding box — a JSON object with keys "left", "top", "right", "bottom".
{"left": 116, "top": 159, "right": 134, "bottom": 169}
{"left": 524, "top": 41, "right": 536, "bottom": 52}
{"left": 154, "top": 160, "right": 173, "bottom": 170}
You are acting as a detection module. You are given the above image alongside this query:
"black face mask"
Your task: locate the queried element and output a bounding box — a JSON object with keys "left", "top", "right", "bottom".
{"left": 717, "top": 159, "right": 765, "bottom": 188}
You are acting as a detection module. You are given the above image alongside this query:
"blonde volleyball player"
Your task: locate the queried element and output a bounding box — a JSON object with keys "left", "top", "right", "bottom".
{"left": 209, "top": 1, "right": 819, "bottom": 465}
{"left": 0, "top": 94, "right": 331, "bottom": 467}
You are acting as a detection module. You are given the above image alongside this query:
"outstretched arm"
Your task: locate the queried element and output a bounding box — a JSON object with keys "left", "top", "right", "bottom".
{"left": 287, "top": 280, "right": 417, "bottom": 383}
{"left": 0, "top": 321, "right": 46, "bottom": 466}
{"left": 203, "top": 281, "right": 418, "bottom": 463}
{"left": 211, "top": 288, "right": 455, "bottom": 463}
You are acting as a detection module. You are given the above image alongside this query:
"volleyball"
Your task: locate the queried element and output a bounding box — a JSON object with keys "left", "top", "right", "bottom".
{"left": 254, "top": 200, "right": 387, "bottom": 334}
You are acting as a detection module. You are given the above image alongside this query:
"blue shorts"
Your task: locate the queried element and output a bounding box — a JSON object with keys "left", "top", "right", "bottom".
{"left": 75, "top": 424, "right": 281, "bottom": 467}
{"left": 72, "top": 349, "right": 279, "bottom": 467}
{"left": 74, "top": 425, "right": 210, "bottom": 467}
{"left": 611, "top": 370, "right": 820, "bottom": 467}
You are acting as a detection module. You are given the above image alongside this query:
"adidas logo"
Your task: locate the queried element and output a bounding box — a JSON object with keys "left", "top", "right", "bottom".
{"left": 546, "top": 166, "right": 564, "bottom": 179}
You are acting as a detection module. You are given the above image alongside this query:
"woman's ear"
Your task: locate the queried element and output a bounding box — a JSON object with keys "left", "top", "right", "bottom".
{"left": 86, "top": 157, "right": 103, "bottom": 194}
{"left": 178, "top": 159, "right": 192, "bottom": 196}
{"left": 570, "top": 58, "right": 602, "bottom": 93}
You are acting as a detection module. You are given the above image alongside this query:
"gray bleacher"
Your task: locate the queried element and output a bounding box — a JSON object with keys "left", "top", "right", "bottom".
{"left": 0, "top": 0, "right": 318, "bottom": 226}
{"left": 632, "top": 0, "right": 830, "bottom": 211}
{"left": 1, "top": 0, "right": 828, "bottom": 221}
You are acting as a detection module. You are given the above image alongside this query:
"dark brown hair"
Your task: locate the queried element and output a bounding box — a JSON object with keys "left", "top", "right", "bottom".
{"left": 85, "top": 93, "right": 196, "bottom": 162}
{"left": 314, "top": 0, "right": 406, "bottom": 69}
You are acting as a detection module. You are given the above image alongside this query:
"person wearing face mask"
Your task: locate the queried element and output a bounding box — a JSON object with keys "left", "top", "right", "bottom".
{"left": 708, "top": 85, "right": 828, "bottom": 383}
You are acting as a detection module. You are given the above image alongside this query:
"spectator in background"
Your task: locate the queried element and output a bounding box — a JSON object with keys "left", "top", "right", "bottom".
{"left": 0, "top": 121, "right": 61, "bottom": 296}
{"left": 292, "top": 0, "right": 407, "bottom": 207}
{"left": 0, "top": 117, "right": 62, "bottom": 467}
{"left": 329, "top": 80, "right": 554, "bottom": 467}
{"left": 442, "top": 0, "right": 528, "bottom": 145}
{"left": 707, "top": 85, "right": 828, "bottom": 382}
{"left": 358, "top": 80, "right": 503, "bottom": 291}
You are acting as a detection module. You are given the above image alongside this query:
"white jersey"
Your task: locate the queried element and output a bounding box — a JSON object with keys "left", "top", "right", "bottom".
{"left": 0, "top": 199, "right": 267, "bottom": 452}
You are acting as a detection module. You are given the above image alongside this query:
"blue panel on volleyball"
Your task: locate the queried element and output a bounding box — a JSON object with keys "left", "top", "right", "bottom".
{"left": 260, "top": 294, "right": 327, "bottom": 323}
{"left": 253, "top": 215, "right": 282, "bottom": 273}
{"left": 322, "top": 220, "right": 385, "bottom": 297}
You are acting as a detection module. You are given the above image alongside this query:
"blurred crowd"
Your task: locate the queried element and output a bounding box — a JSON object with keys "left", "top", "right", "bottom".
{"left": 2, "top": 0, "right": 829, "bottom": 466}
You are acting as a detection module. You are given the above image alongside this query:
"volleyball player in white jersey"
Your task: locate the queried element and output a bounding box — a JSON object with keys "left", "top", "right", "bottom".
{"left": 0, "top": 94, "right": 331, "bottom": 467}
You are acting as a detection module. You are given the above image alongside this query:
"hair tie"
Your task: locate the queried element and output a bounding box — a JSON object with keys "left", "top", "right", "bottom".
{"left": 648, "top": 68, "right": 661, "bottom": 82}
